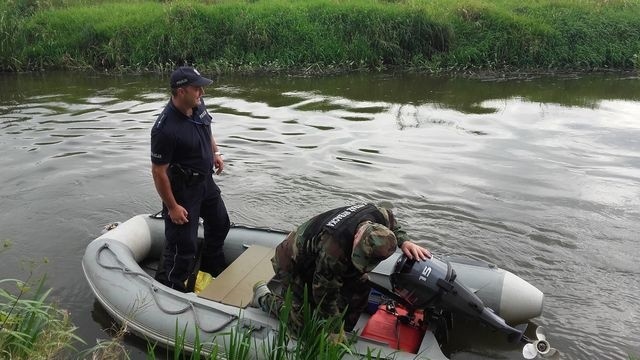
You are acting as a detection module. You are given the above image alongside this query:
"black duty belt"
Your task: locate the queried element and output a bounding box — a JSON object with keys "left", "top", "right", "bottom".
{"left": 169, "top": 164, "right": 207, "bottom": 187}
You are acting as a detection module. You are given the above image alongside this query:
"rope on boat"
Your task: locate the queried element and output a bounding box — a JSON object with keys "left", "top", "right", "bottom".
{"left": 95, "top": 243, "right": 238, "bottom": 334}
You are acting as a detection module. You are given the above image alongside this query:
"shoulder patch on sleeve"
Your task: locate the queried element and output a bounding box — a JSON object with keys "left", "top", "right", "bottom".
{"left": 153, "top": 113, "right": 168, "bottom": 130}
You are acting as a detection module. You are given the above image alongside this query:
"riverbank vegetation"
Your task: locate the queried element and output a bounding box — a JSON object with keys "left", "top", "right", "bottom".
{"left": 0, "top": 243, "right": 81, "bottom": 359}
{"left": 0, "top": 252, "right": 377, "bottom": 360}
{"left": 1, "top": 0, "right": 639, "bottom": 74}
{"left": 0, "top": 278, "right": 80, "bottom": 359}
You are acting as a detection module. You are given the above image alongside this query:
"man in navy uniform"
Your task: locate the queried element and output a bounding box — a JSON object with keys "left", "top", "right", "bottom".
{"left": 150, "top": 66, "right": 230, "bottom": 292}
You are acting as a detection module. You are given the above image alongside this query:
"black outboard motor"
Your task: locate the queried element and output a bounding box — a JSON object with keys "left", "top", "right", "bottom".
{"left": 391, "top": 255, "right": 526, "bottom": 343}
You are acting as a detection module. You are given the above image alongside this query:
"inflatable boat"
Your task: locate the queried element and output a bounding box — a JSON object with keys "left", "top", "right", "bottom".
{"left": 82, "top": 214, "right": 554, "bottom": 359}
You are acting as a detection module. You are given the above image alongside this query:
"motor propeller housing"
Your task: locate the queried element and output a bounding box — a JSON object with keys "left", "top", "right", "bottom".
{"left": 522, "top": 327, "right": 560, "bottom": 359}
{"left": 390, "top": 255, "right": 526, "bottom": 343}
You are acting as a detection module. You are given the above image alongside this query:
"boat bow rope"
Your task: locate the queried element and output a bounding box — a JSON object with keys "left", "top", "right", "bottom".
{"left": 95, "top": 242, "right": 238, "bottom": 333}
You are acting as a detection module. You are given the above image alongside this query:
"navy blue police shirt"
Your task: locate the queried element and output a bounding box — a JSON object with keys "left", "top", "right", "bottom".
{"left": 150, "top": 99, "right": 214, "bottom": 174}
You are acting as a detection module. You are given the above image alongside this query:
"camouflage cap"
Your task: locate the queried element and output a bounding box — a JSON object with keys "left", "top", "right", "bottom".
{"left": 351, "top": 222, "right": 397, "bottom": 273}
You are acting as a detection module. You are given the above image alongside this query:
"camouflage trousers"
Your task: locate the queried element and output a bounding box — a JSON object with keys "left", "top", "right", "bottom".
{"left": 260, "top": 230, "right": 370, "bottom": 334}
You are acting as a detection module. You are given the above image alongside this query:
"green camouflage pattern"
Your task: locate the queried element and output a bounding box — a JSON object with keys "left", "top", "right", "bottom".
{"left": 375, "top": 204, "right": 410, "bottom": 247}
{"left": 261, "top": 206, "right": 403, "bottom": 334}
{"left": 351, "top": 222, "right": 397, "bottom": 273}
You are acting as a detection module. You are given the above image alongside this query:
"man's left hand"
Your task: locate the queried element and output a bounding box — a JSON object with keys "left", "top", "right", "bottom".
{"left": 214, "top": 153, "right": 224, "bottom": 175}
{"left": 401, "top": 241, "right": 432, "bottom": 261}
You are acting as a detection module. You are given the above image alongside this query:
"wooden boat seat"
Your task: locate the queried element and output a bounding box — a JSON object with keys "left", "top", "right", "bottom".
{"left": 198, "top": 245, "right": 275, "bottom": 308}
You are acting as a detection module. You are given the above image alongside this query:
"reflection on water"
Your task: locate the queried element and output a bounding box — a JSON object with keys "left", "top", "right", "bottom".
{"left": 0, "top": 72, "right": 639, "bottom": 360}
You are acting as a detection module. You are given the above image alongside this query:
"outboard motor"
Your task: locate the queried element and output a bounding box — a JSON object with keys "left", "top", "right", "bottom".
{"left": 391, "top": 255, "right": 526, "bottom": 343}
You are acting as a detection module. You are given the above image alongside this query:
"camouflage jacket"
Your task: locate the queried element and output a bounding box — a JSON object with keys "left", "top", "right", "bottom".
{"left": 290, "top": 205, "right": 409, "bottom": 319}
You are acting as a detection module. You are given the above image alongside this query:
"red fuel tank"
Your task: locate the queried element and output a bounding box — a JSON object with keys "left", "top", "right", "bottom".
{"left": 360, "top": 305, "right": 426, "bottom": 353}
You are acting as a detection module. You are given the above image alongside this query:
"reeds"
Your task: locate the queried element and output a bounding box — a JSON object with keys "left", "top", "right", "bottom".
{"left": 0, "top": 241, "right": 82, "bottom": 359}
{"left": 0, "top": 277, "right": 82, "bottom": 360}
{"left": 0, "top": 277, "right": 383, "bottom": 359}
{"left": 140, "top": 288, "right": 378, "bottom": 360}
{"left": 0, "top": 236, "right": 383, "bottom": 360}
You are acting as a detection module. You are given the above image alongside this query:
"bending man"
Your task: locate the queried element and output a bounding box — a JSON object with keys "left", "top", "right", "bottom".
{"left": 251, "top": 203, "right": 430, "bottom": 334}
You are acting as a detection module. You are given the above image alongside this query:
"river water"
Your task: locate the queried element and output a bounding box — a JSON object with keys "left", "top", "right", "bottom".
{"left": 0, "top": 72, "right": 638, "bottom": 359}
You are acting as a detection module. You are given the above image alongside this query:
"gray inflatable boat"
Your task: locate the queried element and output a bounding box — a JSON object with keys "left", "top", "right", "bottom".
{"left": 82, "top": 214, "right": 546, "bottom": 359}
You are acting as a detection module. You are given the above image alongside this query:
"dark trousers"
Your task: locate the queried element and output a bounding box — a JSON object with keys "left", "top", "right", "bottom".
{"left": 155, "top": 176, "right": 230, "bottom": 292}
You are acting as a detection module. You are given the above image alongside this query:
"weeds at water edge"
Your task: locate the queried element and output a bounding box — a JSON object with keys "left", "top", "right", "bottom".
{"left": 0, "top": 268, "right": 83, "bottom": 359}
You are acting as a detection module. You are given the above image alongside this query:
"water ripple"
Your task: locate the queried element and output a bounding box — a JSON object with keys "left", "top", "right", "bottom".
{"left": 0, "top": 73, "right": 639, "bottom": 360}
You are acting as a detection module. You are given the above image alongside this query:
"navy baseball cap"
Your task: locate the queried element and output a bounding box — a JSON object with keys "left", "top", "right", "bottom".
{"left": 170, "top": 66, "right": 213, "bottom": 88}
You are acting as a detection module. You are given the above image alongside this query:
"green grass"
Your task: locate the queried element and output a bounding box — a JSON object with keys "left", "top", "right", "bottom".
{"left": 0, "top": 239, "right": 384, "bottom": 359}
{"left": 0, "top": 263, "right": 383, "bottom": 360}
{"left": 0, "top": 276, "right": 82, "bottom": 360}
{"left": 2, "top": 0, "right": 639, "bottom": 73}
{"left": 421, "top": 0, "right": 640, "bottom": 72}
{"left": 0, "top": 243, "right": 81, "bottom": 359}
{"left": 140, "top": 288, "right": 371, "bottom": 360}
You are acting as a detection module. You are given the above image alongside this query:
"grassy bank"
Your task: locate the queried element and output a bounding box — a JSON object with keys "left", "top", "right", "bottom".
{"left": 1, "top": 0, "right": 639, "bottom": 74}
{"left": 0, "top": 277, "right": 81, "bottom": 359}
{"left": 0, "top": 242, "right": 80, "bottom": 359}
{"left": 0, "top": 270, "right": 380, "bottom": 359}
{"left": 0, "top": 240, "right": 372, "bottom": 359}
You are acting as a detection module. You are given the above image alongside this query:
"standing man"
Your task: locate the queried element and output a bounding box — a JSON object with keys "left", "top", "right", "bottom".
{"left": 151, "top": 66, "right": 230, "bottom": 292}
{"left": 251, "top": 203, "right": 431, "bottom": 335}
